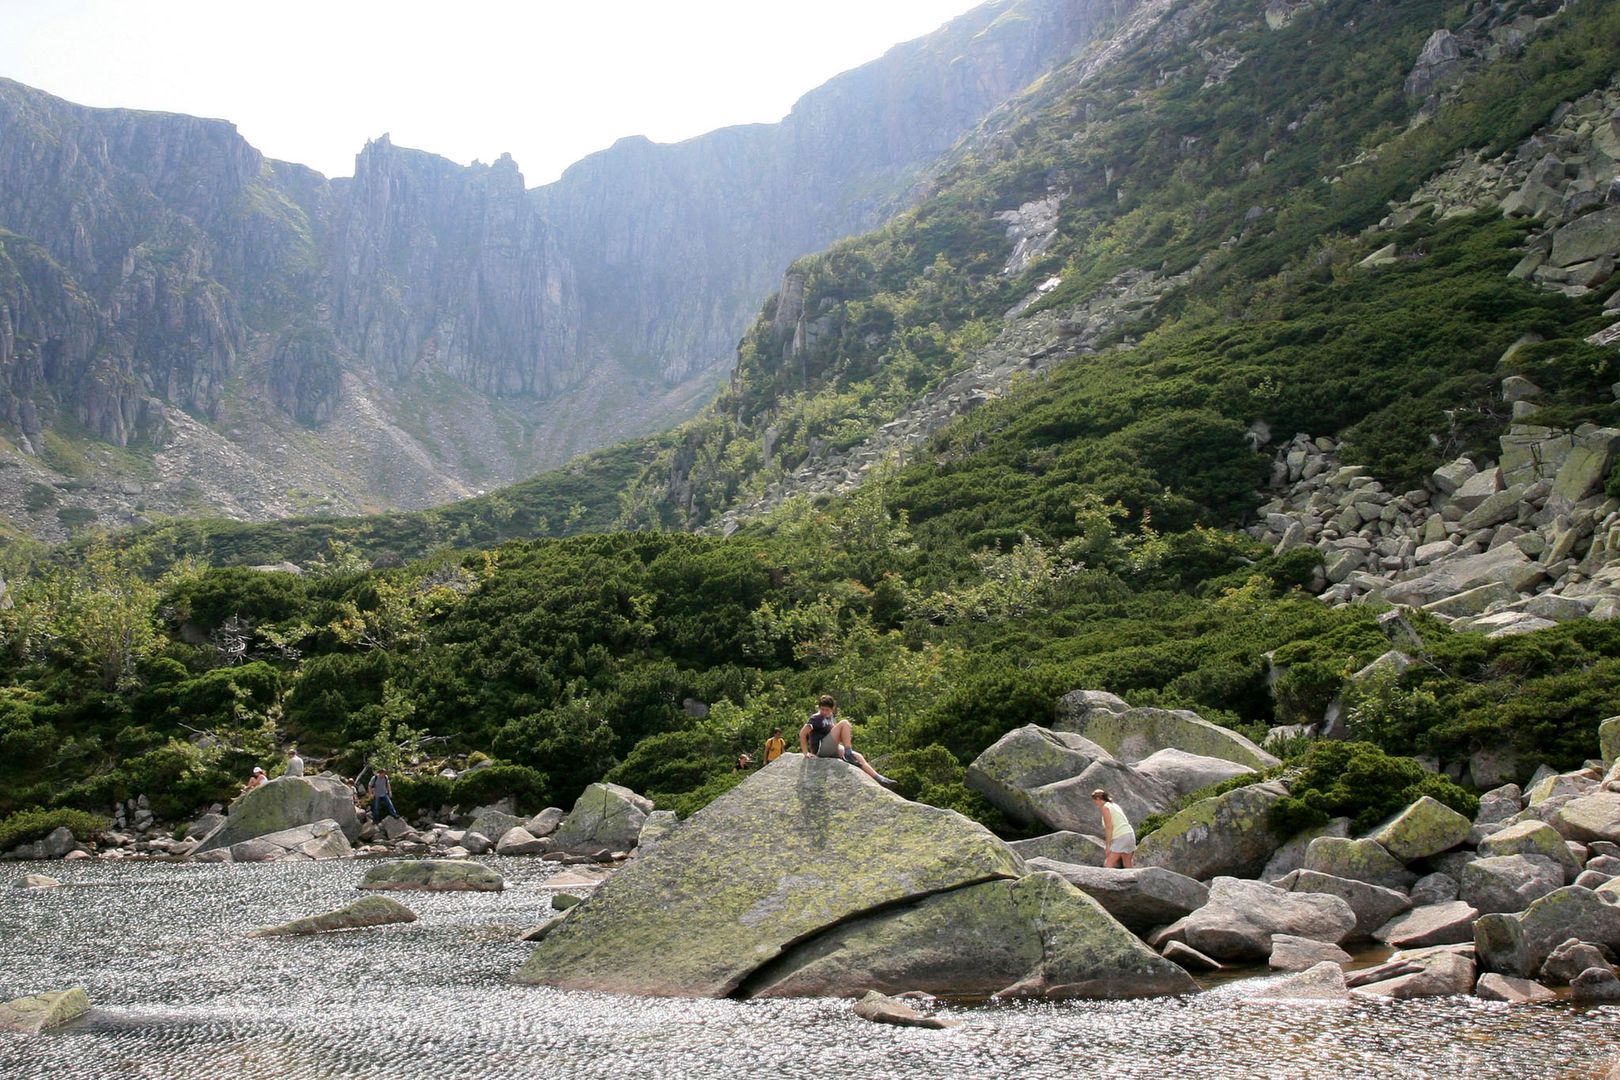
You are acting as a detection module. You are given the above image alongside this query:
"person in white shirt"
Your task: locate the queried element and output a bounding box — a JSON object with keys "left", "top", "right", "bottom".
{"left": 1092, "top": 788, "right": 1136, "bottom": 868}
{"left": 285, "top": 748, "right": 305, "bottom": 777}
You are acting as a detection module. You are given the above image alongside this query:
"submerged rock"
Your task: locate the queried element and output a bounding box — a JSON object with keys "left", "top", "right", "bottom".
{"left": 358, "top": 860, "right": 505, "bottom": 892}
{"left": 517, "top": 757, "right": 1040, "bottom": 998}
{"left": 249, "top": 896, "right": 417, "bottom": 937}
{"left": 0, "top": 988, "right": 91, "bottom": 1033}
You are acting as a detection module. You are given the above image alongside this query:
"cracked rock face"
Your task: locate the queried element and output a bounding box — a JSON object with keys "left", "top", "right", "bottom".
{"left": 516, "top": 756, "right": 1040, "bottom": 998}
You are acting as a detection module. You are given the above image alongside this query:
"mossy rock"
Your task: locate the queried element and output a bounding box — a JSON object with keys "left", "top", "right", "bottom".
{"left": 743, "top": 871, "right": 1196, "bottom": 1000}
{"left": 1136, "top": 780, "right": 1288, "bottom": 880}
{"left": 0, "top": 988, "right": 90, "bottom": 1033}
{"left": 358, "top": 859, "right": 504, "bottom": 892}
{"left": 515, "top": 757, "right": 1024, "bottom": 997}
{"left": 1366, "top": 796, "right": 1471, "bottom": 862}
{"left": 249, "top": 896, "right": 417, "bottom": 937}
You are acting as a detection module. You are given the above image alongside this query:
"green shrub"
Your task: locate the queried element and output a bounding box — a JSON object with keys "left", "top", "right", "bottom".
{"left": 448, "top": 764, "right": 550, "bottom": 814}
{"left": 1269, "top": 741, "right": 1478, "bottom": 837}
{"left": 0, "top": 807, "right": 111, "bottom": 851}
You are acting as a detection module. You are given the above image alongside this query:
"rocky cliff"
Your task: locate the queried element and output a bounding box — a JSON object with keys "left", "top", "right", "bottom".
{"left": 0, "top": 0, "right": 1121, "bottom": 538}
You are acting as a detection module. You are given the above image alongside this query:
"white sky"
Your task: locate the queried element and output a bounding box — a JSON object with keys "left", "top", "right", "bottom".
{"left": 0, "top": 0, "right": 982, "bottom": 185}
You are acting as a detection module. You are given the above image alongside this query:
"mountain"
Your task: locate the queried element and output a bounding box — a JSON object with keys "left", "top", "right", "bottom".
{"left": 0, "top": 0, "right": 1125, "bottom": 541}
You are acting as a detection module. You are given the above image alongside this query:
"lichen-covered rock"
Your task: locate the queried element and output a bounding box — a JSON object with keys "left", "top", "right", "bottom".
{"left": 1276, "top": 869, "right": 1413, "bottom": 940}
{"left": 1373, "top": 902, "right": 1479, "bottom": 949}
{"left": 1025, "top": 859, "right": 1208, "bottom": 931}
{"left": 0, "top": 987, "right": 90, "bottom": 1033}
{"left": 1054, "top": 705, "right": 1278, "bottom": 770}
{"left": 552, "top": 783, "right": 654, "bottom": 853}
{"left": 1366, "top": 796, "right": 1471, "bottom": 862}
{"left": 1460, "top": 855, "right": 1564, "bottom": 915}
{"left": 1136, "top": 781, "right": 1288, "bottom": 881}
{"left": 1477, "top": 820, "right": 1581, "bottom": 882}
{"left": 1550, "top": 792, "right": 1620, "bottom": 844}
{"left": 194, "top": 775, "right": 361, "bottom": 854}
{"left": 1007, "top": 831, "right": 1105, "bottom": 867}
{"left": 249, "top": 896, "right": 416, "bottom": 937}
{"left": 358, "top": 859, "right": 504, "bottom": 892}
{"left": 515, "top": 757, "right": 1025, "bottom": 997}
{"left": 1181, "top": 877, "right": 1355, "bottom": 962}
{"left": 744, "top": 871, "right": 1196, "bottom": 1000}
{"left": 1299, "top": 836, "right": 1415, "bottom": 890}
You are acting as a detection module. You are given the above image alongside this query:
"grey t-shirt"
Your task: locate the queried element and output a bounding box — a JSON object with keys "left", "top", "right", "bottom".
{"left": 285, "top": 755, "right": 305, "bottom": 777}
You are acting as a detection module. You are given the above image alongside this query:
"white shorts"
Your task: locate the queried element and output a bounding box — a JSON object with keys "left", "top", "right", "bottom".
{"left": 1108, "top": 834, "right": 1137, "bottom": 854}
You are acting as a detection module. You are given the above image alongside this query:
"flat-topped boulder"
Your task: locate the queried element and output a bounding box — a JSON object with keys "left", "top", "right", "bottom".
{"left": 1025, "top": 859, "right": 1208, "bottom": 931}
{"left": 745, "top": 871, "right": 1196, "bottom": 1000}
{"left": 1180, "top": 877, "right": 1355, "bottom": 962}
{"left": 249, "top": 896, "right": 417, "bottom": 937}
{"left": 517, "top": 757, "right": 1030, "bottom": 997}
{"left": 551, "top": 783, "right": 654, "bottom": 853}
{"left": 1054, "top": 704, "right": 1279, "bottom": 771}
{"left": 1137, "top": 781, "right": 1288, "bottom": 881}
{"left": 0, "top": 988, "right": 90, "bottom": 1033}
{"left": 358, "top": 859, "right": 505, "bottom": 892}
{"left": 194, "top": 775, "right": 361, "bottom": 854}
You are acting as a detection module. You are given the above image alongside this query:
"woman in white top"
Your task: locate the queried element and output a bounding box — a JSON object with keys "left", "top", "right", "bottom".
{"left": 1092, "top": 788, "right": 1136, "bottom": 868}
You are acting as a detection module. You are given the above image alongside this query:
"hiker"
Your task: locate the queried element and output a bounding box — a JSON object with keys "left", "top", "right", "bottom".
{"left": 243, "top": 766, "right": 267, "bottom": 792}
{"left": 285, "top": 747, "right": 305, "bottom": 778}
{"left": 369, "top": 768, "right": 398, "bottom": 822}
{"left": 800, "top": 695, "right": 896, "bottom": 787}
{"left": 763, "top": 727, "right": 786, "bottom": 765}
{"left": 1092, "top": 788, "right": 1136, "bottom": 868}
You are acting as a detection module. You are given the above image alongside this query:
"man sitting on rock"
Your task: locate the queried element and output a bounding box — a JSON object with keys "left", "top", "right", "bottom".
{"left": 801, "top": 695, "right": 897, "bottom": 787}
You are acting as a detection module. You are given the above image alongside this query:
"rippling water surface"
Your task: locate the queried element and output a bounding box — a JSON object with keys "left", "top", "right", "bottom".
{"left": 2, "top": 857, "right": 1618, "bottom": 1080}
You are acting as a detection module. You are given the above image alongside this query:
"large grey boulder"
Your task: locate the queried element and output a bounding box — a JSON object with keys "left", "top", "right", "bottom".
{"left": 1299, "top": 836, "right": 1415, "bottom": 890}
{"left": 1136, "top": 781, "right": 1289, "bottom": 881}
{"left": 228, "top": 819, "right": 353, "bottom": 863}
{"left": 516, "top": 757, "right": 1028, "bottom": 997}
{"left": 1382, "top": 546, "right": 1545, "bottom": 608}
{"left": 1054, "top": 704, "right": 1278, "bottom": 771}
{"left": 194, "top": 775, "right": 361, "bottom": 854}
{"left": 1373, "top": 902, "right": 1479, "bottom": 948}
{"left": 1365, "top": 797, "right": 1471, "bottom": 862}
{"left": 248, "top": 896, "right": 416, "bottom": 937}
{"left": 1025, "top": 859, "right": 1209, "bottom": 931}
{"left": 745, "top": 871, "right": 1196, "bottom": 1000}
{"left": 1132, "top": 749, "right": 1257, "bottom": 802}
{"left": 1180, "top": 877, "right": 1355, "bottom": 962}
{"left": 1277, "top": 869, "right": 1413, "bottom": 940}
{"left": 1007, "top": 831, "right": 1105, "bottom": 867}
{"left": 1459, "top": 855, "right": 1565, "bottom": 915}
{"left": 964, "top": 725, "right": 1114, "bottom": 825}
{"left": 552, "top": 783, "right": 654, "bottom": 853}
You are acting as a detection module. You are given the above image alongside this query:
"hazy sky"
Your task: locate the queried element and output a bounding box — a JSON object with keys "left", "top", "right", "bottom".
{"left": 0, "top": 0, "right": 982, "bottom": 184}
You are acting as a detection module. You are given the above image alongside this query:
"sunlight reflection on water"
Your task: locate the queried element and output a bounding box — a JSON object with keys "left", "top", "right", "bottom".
{"left": 2, "top": 858, "right": 1617, "bottom": 1080}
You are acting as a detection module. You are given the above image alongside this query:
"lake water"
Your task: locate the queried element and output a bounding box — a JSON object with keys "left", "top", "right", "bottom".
{"left": 2, "top": 857, "right": 1618, "bottom": 1080}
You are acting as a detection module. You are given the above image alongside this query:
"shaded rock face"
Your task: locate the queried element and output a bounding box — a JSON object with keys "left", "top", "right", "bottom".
{"left": 517, "top": 758, "right": 1030, "bottom": 997}
{"left": 193, "top": 776, "right": 360, "bottom": 854}
{"left": 746, "top": 871, "right": 1195, "bottom": 1000}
